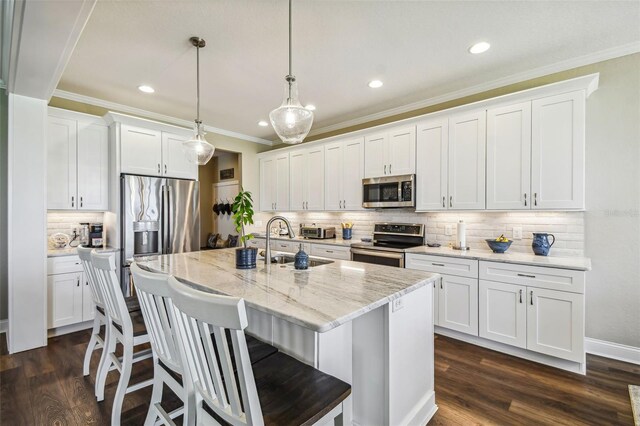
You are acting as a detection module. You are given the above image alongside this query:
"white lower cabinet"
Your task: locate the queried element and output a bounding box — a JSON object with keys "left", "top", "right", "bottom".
{"left": 526, "top": 287, "right": 584, "bottom": 363}
{"left": 438, "top": 274, "right": 478, "bottom": 336}
{"left": 407, "top": 254, "right": 586, "bottom": 367}
{"left": 310, "top": 244, "right": 351, "bottom": 260}
{"left": 479, "top": 280, "right": 527, "bottom": 348}
{"left": 47, "top": 255, "right": 95, "bottom": 329}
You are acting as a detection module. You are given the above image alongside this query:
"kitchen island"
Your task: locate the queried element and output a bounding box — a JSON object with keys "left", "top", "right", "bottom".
{"left": 140, "top": 248, "right": 439, "bottom": 426}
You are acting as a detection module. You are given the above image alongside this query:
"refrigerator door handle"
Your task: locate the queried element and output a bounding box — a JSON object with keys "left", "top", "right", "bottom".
{"left": 166, "top": 185, "right": 172, "bottom": 254}
{"left": 161, "top": 185, "right": 168, "bottom": 254}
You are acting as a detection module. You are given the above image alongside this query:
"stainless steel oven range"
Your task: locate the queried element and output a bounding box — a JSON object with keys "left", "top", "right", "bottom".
{"left": 350, "top": 223, "right": 425, "bottom": 268}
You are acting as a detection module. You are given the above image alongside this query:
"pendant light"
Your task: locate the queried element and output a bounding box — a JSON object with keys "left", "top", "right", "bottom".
{"left": 269, "top": 0, "right": 313, "bottom": 144}
{"left": 183, "top": 36, "right": 215, "bottom": 165}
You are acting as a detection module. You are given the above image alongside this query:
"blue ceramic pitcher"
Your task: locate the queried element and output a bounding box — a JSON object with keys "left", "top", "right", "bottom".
{"left": 532, "top": 233, "right": 555, "bottom": 256}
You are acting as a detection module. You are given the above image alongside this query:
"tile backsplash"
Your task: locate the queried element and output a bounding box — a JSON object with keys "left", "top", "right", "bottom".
{"left": 47, "top": 211, "right": 105, "bottom": 246}
{"left": 251, "top": 210, "right": 585, "bottom": 257}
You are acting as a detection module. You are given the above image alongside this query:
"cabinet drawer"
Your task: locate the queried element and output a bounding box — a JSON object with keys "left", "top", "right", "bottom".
{"left": 310, "top": 244, "right": 351, "bottom": 260}
{"left": 479, "top": 261, "right": 585, "bottom": 294}
{"left": 405, "top": 254, "right": 478, "bottom": 278}
{"left": 270, "top": 240, "right": 298, "bottom": 253}
{"left": 247, "top": 238, "right": 266, "bottom": 249}
{"left": 48, "top": 255, "right": 83, "bottom": 275}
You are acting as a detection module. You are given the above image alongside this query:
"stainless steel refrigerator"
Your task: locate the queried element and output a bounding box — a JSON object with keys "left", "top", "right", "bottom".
{"left": 120, "top": 174, "right": 200, "bottom": 293}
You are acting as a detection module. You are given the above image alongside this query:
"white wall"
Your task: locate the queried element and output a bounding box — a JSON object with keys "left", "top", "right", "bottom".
{"left": 0, "top": 91, "right": 8, "bottom": 322}
{"left": 7, "top": 94, "right": 48, "bottom": 352}
{"left": 583, "top": 54, "right": 640, "bottom": 348}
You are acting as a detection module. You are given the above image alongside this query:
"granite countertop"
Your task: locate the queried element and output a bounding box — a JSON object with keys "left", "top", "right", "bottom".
{"left": 251, "top": 233, "right": 357, "bottom": 247}
{"left": 47, "top": 246, "right": 118, "bottom": 258}
{"left": 139, "top": 249, "right": 438, "bottom": 333}
{"left": 404, "top": 246, "right": 592, "bottom": 271}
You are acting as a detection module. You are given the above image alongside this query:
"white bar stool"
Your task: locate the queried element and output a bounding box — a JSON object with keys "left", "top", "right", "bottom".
{"left": 91, "top": 251, "right": 153, "bottom": 425}
{"left": 130, "top": 263, "right": 195, "bottom": 426}
{"left": 167, "top": 276, "right": 352, "bottom": 426}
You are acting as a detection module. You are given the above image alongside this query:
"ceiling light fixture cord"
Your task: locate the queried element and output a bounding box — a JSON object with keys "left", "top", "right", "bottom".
{"left": 196, "top": 40, "right": 200, "bottom": 122}
{"left": 287, "top": 0, "right": 293, "bottom": 102}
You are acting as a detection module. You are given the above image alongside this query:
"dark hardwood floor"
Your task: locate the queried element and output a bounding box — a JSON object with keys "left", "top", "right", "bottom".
{"left": 0, "top": 331, "right": 637, "bottom": 425}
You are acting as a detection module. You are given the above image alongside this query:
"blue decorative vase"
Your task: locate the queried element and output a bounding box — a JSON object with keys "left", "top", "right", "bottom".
{"left": 532, "top": 233, "right": 555, "bottom": 256}
{"left": 294, "top": 244, "right": 309, "bottom": 270}
{"left": 342, "top": 228, "right": 352, "bottom": 240}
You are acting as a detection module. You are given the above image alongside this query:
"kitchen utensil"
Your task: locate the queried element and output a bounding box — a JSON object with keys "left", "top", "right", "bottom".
{"left": 485, "top": 239, "right": 512, "bottom": 253}
{"left": 532, "top": 233, "right": 555, "bottom": 256}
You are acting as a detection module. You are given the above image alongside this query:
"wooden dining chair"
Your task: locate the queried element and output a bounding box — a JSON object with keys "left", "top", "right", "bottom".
{"left": 166, "top": 276, "right": 352, "bottom": 426}
{"left": 91, "top": 252, "right": 153, "bottom": 425}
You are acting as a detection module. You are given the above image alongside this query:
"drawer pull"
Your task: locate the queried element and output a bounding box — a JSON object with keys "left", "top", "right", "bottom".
{"left": 432, "top": 263, "right": 445, "bottom": 267}
{"left": 517, "top": 273, "right": 536, "bottom": 279}
{"left": 280, "top": 244, "right": 287, "bottom": 247}
{"left": 326, "top": 250, "right": 333, "bottom": 253}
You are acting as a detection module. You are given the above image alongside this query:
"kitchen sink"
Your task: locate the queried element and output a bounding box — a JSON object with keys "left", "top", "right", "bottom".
{"left": 266, "top": 253, "right": 334, "bottom": 268}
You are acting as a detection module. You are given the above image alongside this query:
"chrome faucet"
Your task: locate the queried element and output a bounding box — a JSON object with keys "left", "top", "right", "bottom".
{"left": 265, "top": 216, "right": 296, "bottom": 266}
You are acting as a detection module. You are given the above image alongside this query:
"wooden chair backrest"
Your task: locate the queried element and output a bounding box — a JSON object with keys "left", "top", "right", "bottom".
{"left": 167, "top": 276, "right": 263, "bottom": 426}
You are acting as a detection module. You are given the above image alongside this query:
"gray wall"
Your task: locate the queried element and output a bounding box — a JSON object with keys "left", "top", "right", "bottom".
{"left": 0, "top": 91, "right": 8, "bottom": 321}
{"left": 583, "top": 54, "right": 640, "bottom": 347}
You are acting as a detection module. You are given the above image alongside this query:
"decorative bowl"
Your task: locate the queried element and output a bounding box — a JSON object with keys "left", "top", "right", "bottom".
{"left": 485, "top": 239, "right": 512, "bottom": 253}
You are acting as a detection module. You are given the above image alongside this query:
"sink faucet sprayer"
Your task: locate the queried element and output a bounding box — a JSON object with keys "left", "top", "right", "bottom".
{"left": 264, "top": 216, "right": 296, "bottom": 266}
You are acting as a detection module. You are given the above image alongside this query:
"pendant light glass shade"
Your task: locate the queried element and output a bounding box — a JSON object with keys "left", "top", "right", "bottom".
{"left": 184, "top": 120, "right": 214, "bottom": 165}
{"left": 269, "top": 76, "right": 314, "bottom": 144}
{"left": 183, "top": 36, "right": 215, "bottom": 165}
{"left": 270, "top": 0, "right": 313, "bottom": 144}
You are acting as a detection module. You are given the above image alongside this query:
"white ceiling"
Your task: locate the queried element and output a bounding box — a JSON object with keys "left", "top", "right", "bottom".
{"left": 58, "top": 0, "right": 640, "bottom": 142}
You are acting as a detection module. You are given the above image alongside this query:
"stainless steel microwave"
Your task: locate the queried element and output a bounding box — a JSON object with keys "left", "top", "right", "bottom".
{"left": 362, "top": 174, "right": 415, "bottom": 208}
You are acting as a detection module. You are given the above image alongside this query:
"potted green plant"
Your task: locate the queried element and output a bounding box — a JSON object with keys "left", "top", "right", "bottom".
{"left": 232, "top": 189, "right": 257, "bottom": 269}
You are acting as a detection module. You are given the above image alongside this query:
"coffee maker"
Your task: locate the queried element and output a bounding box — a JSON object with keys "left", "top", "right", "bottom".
{"left": 89, "top": 223, "right": 104, "bottom": 248}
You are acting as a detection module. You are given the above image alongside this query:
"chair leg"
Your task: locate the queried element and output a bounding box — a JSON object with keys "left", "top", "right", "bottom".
{"left": 182, "top": 379, "right": 197, "bottom": 426}
{"left": 95, "top": 322, "right": 114, "bottom": 401}
{"left": 83, "top": 313, "right": 102, "bottom": 376}
{"left": 112, "top": 337, "right": 134, "bottom": 426}
{"left": 143, "top": 363, "right": 163, "bottom": 426}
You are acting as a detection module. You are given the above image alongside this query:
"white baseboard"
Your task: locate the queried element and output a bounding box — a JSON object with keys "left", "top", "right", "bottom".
{"left": 585, "top": 338, "right": 640, "bottom": 365}
{"left": 0, "top": 319, "right": 7, "bottom": 334}
{"left": 47, "top": 320, "right": 93, "bottom": 338}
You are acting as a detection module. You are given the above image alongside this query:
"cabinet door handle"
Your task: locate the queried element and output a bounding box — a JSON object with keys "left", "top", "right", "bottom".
{"left": 384, "top": 165, "right": 387, "bottom": 175}
{"left": 157, "top": 163, "right": 161, "bottom": 174}
{"left": 530, "top": 290, "right": 534, "bottom": 305}
{"left": 519, "top": 289, "right": 523, "bottom": 303}
{"left": 442, "top": 196, "right": 445, "bottom": 208}
{"left": 77, "top": 277, "right": 80, "bottom": 287}
{"left": 343, "top": 200, "right": 347, "bottom": 209}
{"left": 449, "top": 196, "right": 453, "bottom": 208}
{"left": 80, "top": 196, "right": 83, "bottom": 208}
{"left": 389, "top": 164, "right": 392, "bottom": 174}
{"left": 517, "top": 273, "right": 536, "bottom": 279}
{"left": 440, "top": 279, "right": 443, "bottom": 289}
{"left": 524, "top": 193, "right": 527, "bottom": 207}
{"left": 534, "top": 192, "right": 538, "bottom": 206}
{"left": 306, "top": 201, "right": 309, "bottom": 209}
{"left": 71, "top": 196, "right": 75, "bottom": 208}
{"left": 164, "top": 164, "right": 167, "bottom": 174}
{"left": 339, "top": 200, "right": 342, "bottom": 209}
{"left": 432, "top": 263, "right": 445, "bottom": 267}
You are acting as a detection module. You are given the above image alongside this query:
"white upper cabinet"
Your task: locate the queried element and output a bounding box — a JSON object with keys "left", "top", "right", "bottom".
{"left": 289, "top": 146, "right": 325, "bottom": 211}
{"left": 47, "top": 111, "right": 109, "bottom": 211}
{"left": 324, "top": 137, "right": 365, "bottom": 210}
{"left": 120, "top": 124, "right": 163, "bottom": 176}
{"left": 448, "top": 110, "right": 486, "bottom": 210}
{"left": 531, "top": 91, "right": 585, "bottom": 209}
{"left": 364, "top": 125, "right": 415, "bottom": 177}
{"left": 47, "top": 116, "right": 77, "bottom": 210}
{"left": 162, "top": 132, "right": 198, "bottom": 179}
{"left": 486, "top": 102, "right": 532, "bottom": 210}
{"left": 416, "top": 118, "right": 448, "bottom": 211}
{"left": 77, "top": 122, "right": 109, "bottom": 210}
{"left": 260, "top": 152, "right": 290, "bottom": 211}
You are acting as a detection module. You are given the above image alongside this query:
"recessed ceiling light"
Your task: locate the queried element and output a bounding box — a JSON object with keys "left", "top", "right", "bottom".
{"left": 368, "top": 80, "right": 383, "bottom": 89}
{"left": 468, "top": 41, "right": 491, "bottom": 54}
{"left": 305, "top": 104, "right": 316, "bottom": 111}
{"left": 138, "top": 85, "right": 155, "bottom": 93}
{"left": 258, "top": 120, "right": 269, "bottom": 127}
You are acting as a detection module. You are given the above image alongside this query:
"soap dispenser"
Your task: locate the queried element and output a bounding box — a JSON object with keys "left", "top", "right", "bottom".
{"left": 294, "top": 244, "right": 309, "bottom": 270}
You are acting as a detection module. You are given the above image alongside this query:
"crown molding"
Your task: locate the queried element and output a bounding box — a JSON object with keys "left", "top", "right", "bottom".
{"left": 52, "top": 89, "right": 274, "bottom": 146}
{"left": 307, "top": 41, "right": 640, "bottom": 138}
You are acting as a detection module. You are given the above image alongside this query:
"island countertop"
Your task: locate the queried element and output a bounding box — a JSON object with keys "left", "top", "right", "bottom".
{"left": 139, "top": 249, "right": 438, "bottom": 333}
